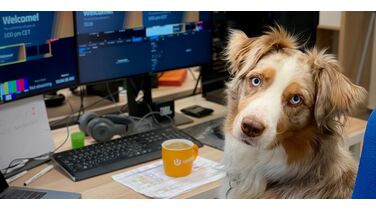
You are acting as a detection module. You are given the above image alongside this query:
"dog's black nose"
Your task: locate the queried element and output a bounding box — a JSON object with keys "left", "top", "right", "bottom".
{"left": 241, "top": 116, "right": 265, "bottom": 138}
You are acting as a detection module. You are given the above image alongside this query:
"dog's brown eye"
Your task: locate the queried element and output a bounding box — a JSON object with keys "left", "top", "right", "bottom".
{"left": 250, "top": 77, "right": 262, "bottom": 87}
{"left": 289, "top": 95, "right": 302, "bottom": 106}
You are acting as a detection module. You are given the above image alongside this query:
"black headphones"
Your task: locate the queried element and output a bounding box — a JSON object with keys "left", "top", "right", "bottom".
{"left": 78, "top": 112, "right": 134, "bottom": 142}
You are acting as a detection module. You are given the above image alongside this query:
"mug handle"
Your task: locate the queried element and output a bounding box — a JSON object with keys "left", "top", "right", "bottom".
{"left": 193, "top": 144, "right": 199, "bottom": 160}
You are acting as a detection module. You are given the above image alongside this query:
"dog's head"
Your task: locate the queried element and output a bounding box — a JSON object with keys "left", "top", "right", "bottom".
{"left": 225, "top": 26, "right": 367, "bottom": 163}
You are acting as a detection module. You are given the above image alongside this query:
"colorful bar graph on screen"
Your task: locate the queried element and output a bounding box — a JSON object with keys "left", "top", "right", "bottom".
{"left": 0, "top": 78, "right": 29, "bottom": 102}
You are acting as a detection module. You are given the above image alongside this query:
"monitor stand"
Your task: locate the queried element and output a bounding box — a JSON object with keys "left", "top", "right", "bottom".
{"left": 126, "top": 75, "right": 193, "bottom": 126}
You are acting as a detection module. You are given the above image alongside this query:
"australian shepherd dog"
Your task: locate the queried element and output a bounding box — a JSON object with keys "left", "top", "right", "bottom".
{"left": 221, "top": 26, "right": 367, "bottom": 198}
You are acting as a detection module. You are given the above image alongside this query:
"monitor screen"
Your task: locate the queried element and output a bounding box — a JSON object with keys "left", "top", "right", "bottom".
{"left": 0, "top": 11, "right": 78, "bottom": 103}
{"left": 75, "top": 11, "right": 211, "bottom": 84}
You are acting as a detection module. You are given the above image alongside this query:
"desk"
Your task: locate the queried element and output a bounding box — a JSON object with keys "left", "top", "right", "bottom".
{"left": 10, "top": 95, "right": 225, "bottom": 199}
{"left": 9, "top": 95, "right": 367, "bottom": 198}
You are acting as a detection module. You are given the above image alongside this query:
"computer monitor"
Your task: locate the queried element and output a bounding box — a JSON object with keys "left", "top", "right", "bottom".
{"left": 74, "top": 11, "right": 212, "bottom": 119}
{"left": 0, "top": 12, "right": 78, "bottom": 104}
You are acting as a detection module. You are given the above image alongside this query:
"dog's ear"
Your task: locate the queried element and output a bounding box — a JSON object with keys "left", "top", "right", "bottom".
{"left": 225, "top": 26, "right": 299, "bottom": 77}
{"left": 307, "top": 48, "right": 367, "bottom": 131}
{"left": 225, "top": 30, "right": 254, "bottom": 76}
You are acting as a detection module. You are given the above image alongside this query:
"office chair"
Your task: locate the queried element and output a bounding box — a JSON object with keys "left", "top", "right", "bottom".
{"left": 352, "top": 109, "right": 376, "bottom": 198}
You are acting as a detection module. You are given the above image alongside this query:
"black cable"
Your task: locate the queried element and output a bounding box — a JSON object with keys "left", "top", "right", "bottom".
{"left": 192, "top": 71, "right": 202, "bottom": 96}
{"left": 2, "top": 114, "right": 71, "bottom": 176}
{"left": 106, "top": 82, "right": 124, "bottom": 115}
{"left": 51, "top": 97, "right": 75, "bottom": 152}
{"left": 188, "top": 68, "right": 197, "bottom": 80}
{"left": 157, "top": 72, "right": 164, "bottom": 79}
{"left": 2, "top": 157, "right": 32, "bottom": 175}
{"left": 83, "top": 88, "right": 122, "bottom": 110}
{"left": 50, "top": 87, "right": 123, "bottom": 128}
{"left": 106, "top": 82, "right": 117, "bottom": 104}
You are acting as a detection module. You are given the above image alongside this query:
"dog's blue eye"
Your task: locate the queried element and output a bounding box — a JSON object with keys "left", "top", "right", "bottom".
{"left": 290, "top": 95, "right": 302, "bottom": 105}
{"left": 250, "top": 77, "right": 262, "bottom": 87}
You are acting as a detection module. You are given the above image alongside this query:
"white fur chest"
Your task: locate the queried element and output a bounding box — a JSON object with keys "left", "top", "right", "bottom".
{"left": 221, "top": 134, "right": 297, "bottom": 198}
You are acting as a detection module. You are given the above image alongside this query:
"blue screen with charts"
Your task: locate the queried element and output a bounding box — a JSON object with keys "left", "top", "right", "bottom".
{"left": 75, "top": 11, "right": 211, "bottom": 84}
{"left": 0, "top": 11, "right": 78, "bottom": 103}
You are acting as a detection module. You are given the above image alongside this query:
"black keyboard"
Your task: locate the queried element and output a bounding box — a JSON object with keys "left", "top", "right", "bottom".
{"left": 1, "top": 189, "right": 46, "bottom": 199}
{"left": 53, "top": 126, "right": 203, "bottom": 181}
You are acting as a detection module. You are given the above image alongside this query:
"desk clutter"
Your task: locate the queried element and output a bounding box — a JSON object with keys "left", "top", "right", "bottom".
{"left": 2, "top": 93, "right": 228, "bottom": 198}
{"left": 112, "top": 157, "right": 225, "bottom": 198}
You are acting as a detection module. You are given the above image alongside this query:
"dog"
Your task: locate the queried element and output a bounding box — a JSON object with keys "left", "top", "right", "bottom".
{"left": 220, "top": 26, "right": 367, "bottom": 198}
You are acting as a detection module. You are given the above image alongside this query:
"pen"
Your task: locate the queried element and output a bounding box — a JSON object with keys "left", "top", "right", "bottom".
{"left": 23, "top": 164, "right": 54, "bottom": 186}
{"left": 6, "top": 170, "right": 28, "bottom": 184}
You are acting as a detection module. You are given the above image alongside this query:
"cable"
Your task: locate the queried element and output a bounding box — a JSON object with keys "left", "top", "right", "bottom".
{"left": 188, "top": 67, "right": 197, "bottom": 80}
{"left": 106, "top": 82, "right": 117, "bottom": 104}
{"left": 146, "top": 103, "right": 160, "bottom": 127}
{"left": 134, "top": 111, "right": 174, "bottom": 130}
{"left": 2, "top": 157, "right": 31, "bottom": 175}
{"left": 2, "top": 113, "right": 71, "bottom": 176}
{"left": 192, "top": 71, "right": 202, "bottom": 96}
{"left": 75, "top": 86, "right": 85, "bottom": 123}
{"left": 157, "top": 72, "right": 164, "bottom": 79}
{"left": 2, "top": 151, "right": 51, "bottom": 175}
{"left": 83, "top": 88, "right": 122, "bottom": 111}
{"left": 50, "top": 87, "right": 123, "bottom": 129}
{"left": 52, "top": 96, "right": 75, "bottom": 152}
{"left": 52, "top": 121, "right": 71, "bottom": 153}
{"left": 106, "top": 81, "right": 125, "bottom": 115}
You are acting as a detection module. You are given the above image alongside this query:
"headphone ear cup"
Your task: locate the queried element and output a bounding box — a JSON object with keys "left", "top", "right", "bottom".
{"left": 87, "top": 118, "right": 114, "bottom": 142}
{"left": 103, "top": 114, "right": 133, "bottom": 134}
{"left": 111, "top": 123, "right": 128, "bottom": 136}
{"left": 78, "top": 112, "right": 98, "bottom": 135}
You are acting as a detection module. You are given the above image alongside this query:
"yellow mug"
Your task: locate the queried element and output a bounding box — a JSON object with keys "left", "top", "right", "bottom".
{"left": 161, "top": 139, "right": 199, "bottom": 177}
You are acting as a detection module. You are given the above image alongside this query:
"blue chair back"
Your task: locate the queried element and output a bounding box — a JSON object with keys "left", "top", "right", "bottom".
{"left": 352, "top": 109, "right": 376, "bottom": 198}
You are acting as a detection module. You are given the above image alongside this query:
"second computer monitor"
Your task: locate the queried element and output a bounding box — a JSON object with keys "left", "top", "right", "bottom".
{"left": 75, "top": 11, "right": 212, "bottom": 84}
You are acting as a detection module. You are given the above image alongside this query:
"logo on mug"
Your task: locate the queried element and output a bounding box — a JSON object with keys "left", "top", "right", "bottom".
{"left": 173, "top": 159, "right": 182, "bottom": 166}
